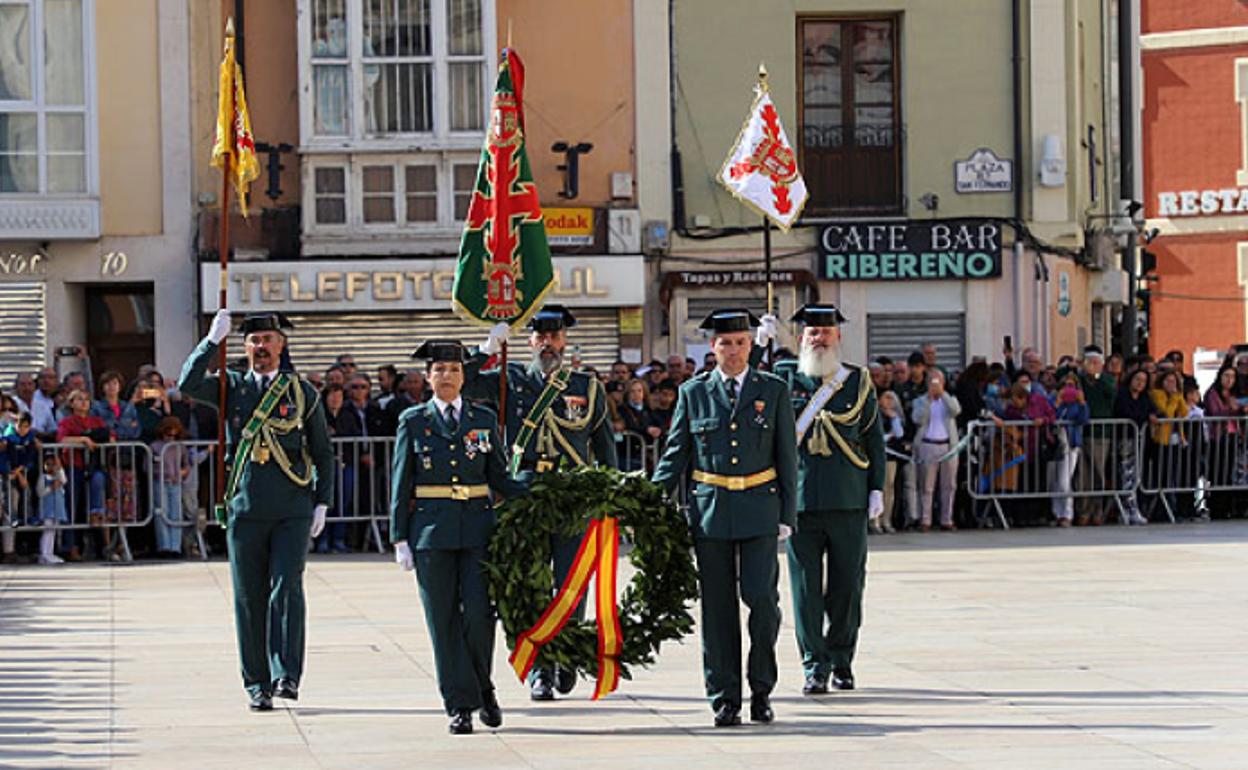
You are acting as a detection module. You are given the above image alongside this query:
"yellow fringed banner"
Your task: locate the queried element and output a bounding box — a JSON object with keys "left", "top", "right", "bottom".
{"left": 508, "top": 517, "right": 623, "bottom": 700}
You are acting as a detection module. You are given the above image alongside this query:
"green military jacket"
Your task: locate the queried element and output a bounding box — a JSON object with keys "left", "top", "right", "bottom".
{"left": 389, "top": 399, "right": 526, "bottom": 551}
{"left": 652, "top": 368, "right": 798, "bottom": 539}
{"left": 463, "top": 352, "right": 618, "bottom": 472}
{"left": 178, "top": 339, "right": 334, "bottom": 519}
{"left": 772, "top": 360, "right": 886, "bottom": 513}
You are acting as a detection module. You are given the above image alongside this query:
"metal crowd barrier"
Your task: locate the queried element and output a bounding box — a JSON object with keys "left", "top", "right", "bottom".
{"left": 965, "top": 419, "right": 1142, "bottom": 529}
{"left": 1, "top": 441, "right": 153, "bottom": 562}
{"left": 1137, "top": 415, "right": 1248, "bottom": 521}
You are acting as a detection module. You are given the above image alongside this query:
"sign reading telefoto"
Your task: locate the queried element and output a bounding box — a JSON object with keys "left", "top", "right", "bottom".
{"left": 818, "top": 220, "right": 1003, "bottom": 281}
{"left": 199, "top": 255, "right": 644, "bottom": 312}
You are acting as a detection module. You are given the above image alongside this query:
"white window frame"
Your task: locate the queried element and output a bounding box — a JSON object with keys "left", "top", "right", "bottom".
{"left": 296, "top": 0, "right": 495, "bottom": 152}
{"left": 296, "top": 0, "right": 494, "bottom": 248}
{"left": 0, "top": 0, "right": 99, "bottom": 239}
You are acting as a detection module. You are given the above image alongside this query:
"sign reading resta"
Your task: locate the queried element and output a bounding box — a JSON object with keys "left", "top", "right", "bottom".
{"left": 1156, "top": 189, "right": 1248, "bottom": 217}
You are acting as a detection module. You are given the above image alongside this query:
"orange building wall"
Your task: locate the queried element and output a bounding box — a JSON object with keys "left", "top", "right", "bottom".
{"left": 1142, "top": 0, "right": 1248, "bottom": 35}
{"left": 237, "top": 0, "right": 301, "bottom": 209}
{"left": 496, "top": 0, "right": 636, "bottom": 207}
{"left": 1142, "top": 26, "right": 1248, "bottom": 357}
{"left": 1149, "top": 237, "right": 1245, "bottom": 357}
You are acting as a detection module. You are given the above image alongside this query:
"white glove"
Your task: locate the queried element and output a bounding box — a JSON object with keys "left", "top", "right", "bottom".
{"left": 310, "top": 504, "right": 327, "bottom": 538}
{"left": 207, "top": 308, "right": 232, "bottom": 345}
{"left": 481, "top": 322, "right": 511, "bottom": 355}
{"left": 394, "top": 541, "right": 414, "bottom": 571}
{"left": 867, "top": 490, "right": 884, "bottom": 520}
{"left": 778, "top": 523, "right": 793, "bottom": 542}
{"left": 755, "top": 314, "right": 779, "bottom": 347}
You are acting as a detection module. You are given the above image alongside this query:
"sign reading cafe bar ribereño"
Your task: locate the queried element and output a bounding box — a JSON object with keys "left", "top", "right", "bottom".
{"left": 818, "top": 220, "right": 1003, "bottom": 281}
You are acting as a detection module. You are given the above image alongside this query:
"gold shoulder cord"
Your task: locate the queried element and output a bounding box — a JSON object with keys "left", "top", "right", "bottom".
{"left": 805, "top": 368, "right": 873, "bottom": 469}
{"left": 537, "top": 371, "right": 597, "bottom": 467}
{"left": 262, "top": 377, "right": 315, "bottom": 488}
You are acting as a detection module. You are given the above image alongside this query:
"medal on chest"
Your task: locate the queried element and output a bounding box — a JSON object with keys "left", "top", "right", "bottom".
{"left": 753, "top": 400, "right": 767, "bottom": 426}
{"left": 463, "top": 428, "right": 491, "bottom": 458}
{"left": 562, "top": 395, "right": 588, "bottom": 421}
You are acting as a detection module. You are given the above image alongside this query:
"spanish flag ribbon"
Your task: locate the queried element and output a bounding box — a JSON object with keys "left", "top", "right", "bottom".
{"left": 509, "top": 517, "right": 623, "bottom": 700}
{"left": 211, "top": 22, "right": 260, "bottom": 217}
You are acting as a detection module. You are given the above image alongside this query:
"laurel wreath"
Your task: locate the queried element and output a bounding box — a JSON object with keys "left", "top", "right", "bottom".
{"left": 485, "top": 466, "right": 699, "bottom": 680}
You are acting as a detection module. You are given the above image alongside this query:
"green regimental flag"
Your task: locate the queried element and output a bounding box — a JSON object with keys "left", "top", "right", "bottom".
{"left": 453, "top": 48, "right": 554, "bottom": 329}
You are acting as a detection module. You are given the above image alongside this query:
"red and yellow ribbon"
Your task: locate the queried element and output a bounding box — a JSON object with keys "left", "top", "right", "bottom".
{"left": 508, "top": 517, "right": 623, "bottom": 700}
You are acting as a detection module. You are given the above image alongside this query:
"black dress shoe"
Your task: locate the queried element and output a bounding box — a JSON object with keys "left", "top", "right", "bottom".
{"left": 832, "top": 667, "right": 855, "bottom": 690}
{"left": 554, "top": 666, "right": 576, "bottom": 695}
{"left": 802, "top": 673, "right": 829, "bottom": 695}
{"left": 749, "top": 694, "right": 774, "bottom": 723}
{"left": 479, "top": 690, "right": 502, "bottom": 728}
{"left": 449, "top": 709, "right": 473, "bottom": 735}
{"left": 248, "top": 691, "right": 273, "bottom": 711}
{"left": 529, "top": 676, "right": 554, "bottom": 701}
{"left": 713, "top": 703, "right": 741, "bottom": 727}
{"left": 273, "top": 678, "right": 299, "bottom": 701}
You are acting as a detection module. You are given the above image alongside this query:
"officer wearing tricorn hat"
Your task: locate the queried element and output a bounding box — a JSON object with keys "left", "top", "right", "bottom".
{"left": 755, "top": 303, "right": 885, "bottom": 696}
{"left": 390, "top": 340, "right": 527, "bottom": 734}
{"left": 178, "top": 309, "right": 335, "bottom": 712}
{"left": 465, "top": 304, "right": 618, "bottom": 700}
{"left": 652, "top": 308, "right": 797, "bottom": 727}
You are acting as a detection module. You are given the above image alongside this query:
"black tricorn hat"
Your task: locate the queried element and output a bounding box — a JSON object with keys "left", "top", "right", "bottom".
{"left": 790, "top": 303, "right": 847, "bottom": 327}
{"left": 698, "top": 308, "right": 760, "bottom": 334}
{"left": 412, "top": 340, "right": 469, "bottom": 363}
{"left": 240, "top": 312, "right": 294, "bottom": 336}
{"left": 528, "top": 305, "right": 577, "bottom": 332}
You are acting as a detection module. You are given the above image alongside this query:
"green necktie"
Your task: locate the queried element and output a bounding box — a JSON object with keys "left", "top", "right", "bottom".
{"left": 726, "top": 377, "right": 737, "bottom": 410}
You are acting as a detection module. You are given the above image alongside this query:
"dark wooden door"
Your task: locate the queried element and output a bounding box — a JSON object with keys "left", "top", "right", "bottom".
{"left": 86, "top": 285, "right": 155, "bottom": 386}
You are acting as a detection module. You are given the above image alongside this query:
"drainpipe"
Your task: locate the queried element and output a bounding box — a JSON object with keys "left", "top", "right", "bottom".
{"left": 1119, "top": 0, "right": 1138, "bottom": 355}
{"left": 1011, "top": 0, "right": 1026, "bottom": 351}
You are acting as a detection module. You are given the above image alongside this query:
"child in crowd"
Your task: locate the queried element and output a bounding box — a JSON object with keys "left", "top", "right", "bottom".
{"left": 2, "top": 414, "right": 39, "bottom": 562}
{"left": 149, "top": 417, "right": 190, "bottom": 557}
{"left": 35, "top": 452, "right": 68, "bottom": 564}
{"left": 874, "top": 389, "right": 906, "bottom": 534}
{"left": 1052, "top": 374, "right": 1089, "bottom": 526}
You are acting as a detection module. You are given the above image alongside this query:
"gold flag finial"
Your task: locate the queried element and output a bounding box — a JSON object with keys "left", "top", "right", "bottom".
{"left": 225, "top": 16, "right": 235, "bottom": 37}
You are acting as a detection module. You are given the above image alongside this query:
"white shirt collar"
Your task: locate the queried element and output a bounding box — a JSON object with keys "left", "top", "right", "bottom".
{"left": 431, "top": 395, "right": 463, "bottom": 415}
{"left": 716, "top": 367, "right": 748, "bottom": 390}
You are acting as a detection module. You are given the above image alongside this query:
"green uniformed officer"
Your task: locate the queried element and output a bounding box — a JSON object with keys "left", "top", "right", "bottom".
{"left": 178, "top": 309, "right": 335, "bottom": 711}
{"left": 390, "top": 340, "right": 526, "bottom": 735}
{"left": 755, "top": 304, "right": 886, "bottom": 694}
{"left": 464, "top": 304, "right": 618, "bottom": 700}
{"left": 651, "top": 309, "right": 798, "bottom": 727}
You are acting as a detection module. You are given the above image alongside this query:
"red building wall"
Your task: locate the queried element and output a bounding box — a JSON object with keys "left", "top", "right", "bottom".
{"left": 1141, "top": 6, "right": 1248, "bottom": 358}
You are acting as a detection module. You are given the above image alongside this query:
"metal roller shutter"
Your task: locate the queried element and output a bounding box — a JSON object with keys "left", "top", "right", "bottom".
{"left": 0, "top": 282, "right": 46, "bottom": 387}
{"left": 686, "top": 294, "right": 771, "bottom": 322}
{"left": 219, "top": 309, "right": 620, "bottom": 375}
{"left": 867, "top": 312, "right": 965, "bottom": 372}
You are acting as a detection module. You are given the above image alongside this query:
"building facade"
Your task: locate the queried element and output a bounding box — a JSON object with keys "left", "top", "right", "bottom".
{"left": 1141, "top": 0, "right": 1248, "bottom": 361}
{"left": 188, "top": 0, "right": 650, "bottom": 374}
{"left": 0, "top": 0, "right": 194, "bottom": 386}
{"left": 657, "top": 0, "right": 1126, "bottom": 369}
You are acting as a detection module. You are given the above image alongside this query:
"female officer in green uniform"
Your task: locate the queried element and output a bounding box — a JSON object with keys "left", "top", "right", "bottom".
{"left": 390, "top": 340, "right": 527, "bottom": 734}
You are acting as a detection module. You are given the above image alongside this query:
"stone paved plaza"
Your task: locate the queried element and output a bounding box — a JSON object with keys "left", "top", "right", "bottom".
{"left": 2, "top": 522, "right": 1246, "bottom": 769}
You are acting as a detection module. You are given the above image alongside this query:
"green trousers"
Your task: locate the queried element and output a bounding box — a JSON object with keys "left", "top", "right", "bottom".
{"left": 787, "top": 508, "right": 867, "bottom": 677}
{"left": 528, "top": 533, "right": 584, "bottom": 684}
{"left": 415, "top": 546, "right": 495, "bottom": 714}
{"left": 227, "top": 515, "right": 314, "bottom": 696}
{"left": 693, "top": 535, "right": 781, "bottom": 710}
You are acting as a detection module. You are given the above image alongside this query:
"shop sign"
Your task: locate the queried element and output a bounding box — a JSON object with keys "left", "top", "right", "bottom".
{"left": 200, "top": 255, "right": 644, "bottom": 312}
{"left": 544, "top": 207, "right": 594, "bottom": 245}
{"left": 665, "top": 269, "right": 810, "bottom": 287}
{"left": 818, "top": 220, "right": 1003, "bottom": 281}
{"left": 954, "top": 148, "right": 1013, "bottom": 193}
{"left": 0, "top": 252, "right": 47, "bottom": 278}
{"left": 1156, "top": 188, "right": 1248, "bottom": 217}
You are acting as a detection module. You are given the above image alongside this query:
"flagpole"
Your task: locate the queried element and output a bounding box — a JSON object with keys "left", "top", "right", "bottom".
{"left": 215, "top": 17, "right": 236, "bottom": 518}
{"left": 763, "top": 216, "right": 774, "bottom": 364}
{"left": 499, "top": 341, "right": 508, "bottom": 436}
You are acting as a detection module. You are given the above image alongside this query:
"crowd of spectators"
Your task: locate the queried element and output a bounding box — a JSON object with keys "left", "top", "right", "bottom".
{"left": 3, "top": 341, "right": 1247, "bottom": 565}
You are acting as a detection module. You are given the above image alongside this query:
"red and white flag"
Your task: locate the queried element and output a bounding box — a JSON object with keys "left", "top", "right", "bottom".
{"left": 718, "top": 77, "right": 808, "bottom": 231}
